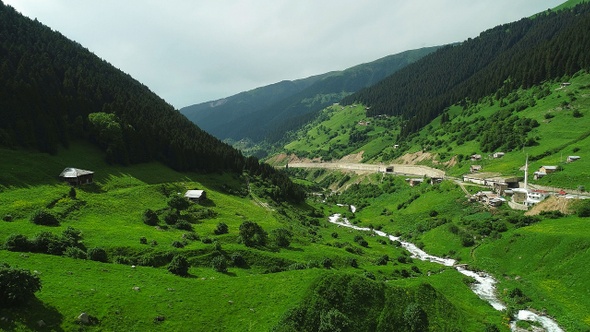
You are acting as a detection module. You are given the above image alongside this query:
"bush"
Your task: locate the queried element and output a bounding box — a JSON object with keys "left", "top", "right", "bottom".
{"left": 230, "top": 252, "right": 247, "bottom": 267}
{"left": 211, "top": 255, "right": 228, "bottom": 272}
{"left": 168, "top": 195, "right": 190, "bottom": 211}
{"left": 31, "top": 231, "right": 65, "bottom": 255}
{"left": 163, "top": 211, "right": 179, "bottom": 225}
{"left": 168, "top": 255, "right": 189, "bottom": 276}
{"left": 175, "top": 220, "right": 193, "bottom": 231}
{"left": 375, "top": 255, "right": 389, "bottom": 266}
{"left": 139, "top": 236, "right": 148, "bottom": 244}
{"left": 239, "top": 221, "right": 267, "bottom": 247}
{"left": 113, "top": 255, "right": 132, "bottom": 264}
{"left": 64, "top": 246, "right": 87, "bottom": 259}
{"left": 171, "top": 241, "right": 185, "bottom": 248}
{"left": 30, "top": 209, "right": 59, "bottom": 226}
{"left": 2, "top": 214, "right": 13, "bottom": 222}
{"left": 0, "top": 264, "right": 42, "bottom": 307}
{"left": 272, "top": 228, "right": 292, "bottom": 248}
{"left": 143, "top": 209, "right": 159, "bottom": 226}
{"left": 4, "top": 234, "right": 31, "bottom": 252}
{"left": 87, "top": 247, "right": 108, "bottom": 262}
{"left": 322, "top": 257, "right": 333, "bottom": 269}
{"left": 577, "top": 200, "right": 590, "bottom": 217}
{"left": 214, "top": 222, "right": 229, "bottom": 235}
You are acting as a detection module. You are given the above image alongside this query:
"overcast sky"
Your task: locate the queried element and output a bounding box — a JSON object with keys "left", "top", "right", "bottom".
{"left": 4, "top": 0, "right": 565, "bottom": 109}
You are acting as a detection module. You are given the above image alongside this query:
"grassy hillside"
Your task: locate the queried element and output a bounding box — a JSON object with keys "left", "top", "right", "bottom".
{"left": 286, "top": 167, "right": 590, "bottom": 331}
{"left": 273, "top": 71, "right": 590, "bottom": 191}
{"left": 0, "top": 145, "right": 507, "bottom": 331}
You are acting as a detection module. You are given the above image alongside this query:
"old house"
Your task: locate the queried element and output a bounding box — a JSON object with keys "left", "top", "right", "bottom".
{"left": 184, "top": 190, "right": 206, "bottom": 202}
{"left": 471, "top": 154, "right": 482, "bottom": 161}
{"left": 567, "top": 156, "right": 581, "bottom": 163}
{"left": 385, "top": 166, "right": 394, "bottom": 174}
{"left": 470, "top": 165, "right": 483, "bottom": 173}
{"left": 59, "top": 167, "right": 94, "bottom": 185}
{"left": 492, "top": 152, "right": 505, "bottom": 158}
{"left": 539, "top": 166, "right": 558, "bottom": 174}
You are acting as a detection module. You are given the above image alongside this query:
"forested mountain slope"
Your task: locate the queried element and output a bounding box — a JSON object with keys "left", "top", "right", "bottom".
{"left": 0, "top": 1, "right": 303, "bottom": 202}
{"left": 181, "top": 46, "right": 440, "bottom": 143}
{"left": 342, "top": 3, "right": 590, "bottom": 138}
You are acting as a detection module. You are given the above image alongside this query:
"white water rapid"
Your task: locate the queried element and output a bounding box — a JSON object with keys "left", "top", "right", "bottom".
{"left": 328, "top": 213, "right": 564, "bottom": 332}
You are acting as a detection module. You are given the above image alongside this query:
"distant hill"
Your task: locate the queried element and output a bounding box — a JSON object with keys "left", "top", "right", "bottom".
{"left": 180, "top": 46, "right": 440, "bottom": 143}
{"left": 0, "top": 1, "right": 303, "bottom": 202}
{"left": 342, "top": 2, "right": 590, "bottom": 138}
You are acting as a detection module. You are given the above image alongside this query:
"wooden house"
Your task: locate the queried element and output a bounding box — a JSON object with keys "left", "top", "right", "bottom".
{"left": 567, "top": 156, "right": 581, "bottom": 163}
{"left": 539, "top": 166, "right": 558, "bottom": 174}
{"left": 59, "top": 167, "right": 94, "bottom": 185}
{"left": 184, "top": 190, "right": 206, "bottom": 202}
{"left": 470, "top": 165, "right": 482, "bottom": 173}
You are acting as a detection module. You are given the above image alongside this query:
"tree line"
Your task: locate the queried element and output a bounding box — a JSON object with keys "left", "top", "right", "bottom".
{"left": 342, "top": 3, "right": 590, "bottom": 139}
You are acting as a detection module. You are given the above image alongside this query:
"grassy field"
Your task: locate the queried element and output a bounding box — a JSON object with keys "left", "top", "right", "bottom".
{"left": 0, "top": 143, "right": 510, "bottom": 331}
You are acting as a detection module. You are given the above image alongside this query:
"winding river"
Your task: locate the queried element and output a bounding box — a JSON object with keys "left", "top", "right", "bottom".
{"left": 328, "top": 213, "right": 564, "bottom": 332}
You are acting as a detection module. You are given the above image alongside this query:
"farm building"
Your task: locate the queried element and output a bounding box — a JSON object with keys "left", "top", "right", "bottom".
{"left": 59, "top": 167, "right": 94, "bottom": 185}
{"left": 539, "top": 166, "right": 558, "bottom": 174}
{"left": 567, "top": 156, "right": 581, "bottom": 163}
{"left": 492, "top": 152, "right": 505, "bottom": 158}
{"left": 470, "top": 165, "right": 483, "bottom": 173}
{"left": 184, "top": 190, "right": 206, "bottom": 202}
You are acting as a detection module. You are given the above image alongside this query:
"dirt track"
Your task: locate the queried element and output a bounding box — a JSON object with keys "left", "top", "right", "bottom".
{"left": 288, "top": 162, "right": 445, "bottom": 178}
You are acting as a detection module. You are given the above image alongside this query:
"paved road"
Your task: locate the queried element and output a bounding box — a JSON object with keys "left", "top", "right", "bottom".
{"left": 288, "top": 162, "right": 445, "bottom": 178}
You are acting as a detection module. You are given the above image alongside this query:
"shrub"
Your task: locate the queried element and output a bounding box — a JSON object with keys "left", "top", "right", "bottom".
{"left": 62, "top": 226, "right": 83, "bottom": 247}
{"left": 168, "top": 195, "right": 190, "bottom": 211}
{"left": 230, "top": 252, "right": 246, "bottom": 267}
{"left": 64, "top": 246, "right": 87, "bottom": 259}
{"left": 31, "top": 231, "right": 65, "bottom": 255}
{"left": 211, "top": 255, "right": 228, "bottom": 273}
{"left": 87, "top": 247, "right": 108, "bottom": 262}
{"left": 4, "top": 234, "right": 31, "bottom": 252}
{"left": 175, "top": 220, "right": 193, "bottom": 231}
{"left": 68, "top": 187, "right": 77, "bottom": 199}
{"left": 2, "top": 214, "right": 13, "bottom": 222}
{"left": 239, "top": 221, "right": 267, "bottom": 247}
{"left": 163, "top": 211, "right": 179, "bottom": 225}
{"left": 375, "top": 255, "right": 389, "bottom": 266}
{"left": 171, "top": 241, "right": 185, "bottom": 248}
{"left": 113, "top": 255, "right": 132, "bottom": 265}
{"left": 168, "top": 255, "right": 189, "bottom": 276}
{"left": 214, "top": 222, "right": 229, "bottom": 235}
{"left": 30, "top": 209, "right": 59, "bottom": 226}
{"left": 139, "top": 237, "right": 148, "bottom": 244}
{"left": 0, "top": 264, "right": 42, "bottom": 307}
{"left": 322, "top": 257, "right": 333, "bottom": 269}
{"left": 272, "top": 228, "right": 292, "bottom": 248}
{"left": 143, "top": 209, "right": 159, "bottom": 226}
{"left": 577, "top": 200, "right": 590, "bottom": 217}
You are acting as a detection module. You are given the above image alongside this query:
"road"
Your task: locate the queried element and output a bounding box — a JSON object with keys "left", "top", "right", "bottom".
{"left": 288, "top": 162, "right": 445, "bottom": 178}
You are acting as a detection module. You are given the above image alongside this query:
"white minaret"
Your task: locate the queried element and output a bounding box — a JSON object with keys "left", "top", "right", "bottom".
{"left": 524, "top": 154, "right": 529, "bottom": 192}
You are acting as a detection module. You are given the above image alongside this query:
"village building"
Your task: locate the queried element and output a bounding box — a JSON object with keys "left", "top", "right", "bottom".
{"left": 470, "top": 154, "right": 482, "bottom": 161}
{"left": 184, "top": 190, "right": 206, "bottom": 202}
{"left": 385, "top": 166, "right": 394, "bottom": 174}
{"left": 492, "top": 152, "right": 505, "bottom": 158}
{"left": 533, "top": 171, "right": 546, "bottom": 180}
{"left": 539, "top": 165, "right": 558, "bottom": 174}
{"left": 59, "top": 167, "right": 94, "bottom": 186}
{"left": 473, "top": 191, "right": 505, "bottom": 207}
{"left": 567, "top": 156, "right": 581, "bottom": 163}
{"left": 470, "top": 165, "right": 483, "bottom": 173}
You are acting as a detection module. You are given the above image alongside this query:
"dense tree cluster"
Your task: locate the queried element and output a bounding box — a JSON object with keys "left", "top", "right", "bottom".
{"left": 342, "top": 4, "right": 590, "bottom": 138}
{"left": 0, "top": 2, "right": 303, "bottom": 203}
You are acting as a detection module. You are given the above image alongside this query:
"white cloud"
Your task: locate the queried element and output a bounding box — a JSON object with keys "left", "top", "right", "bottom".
{"left": 3, "top": 0, "right": 565, "bottom": 108}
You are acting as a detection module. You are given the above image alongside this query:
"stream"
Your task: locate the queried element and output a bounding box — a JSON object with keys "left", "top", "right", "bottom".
{"left": 328, "top": 213, "right": 564, "bottom": 332}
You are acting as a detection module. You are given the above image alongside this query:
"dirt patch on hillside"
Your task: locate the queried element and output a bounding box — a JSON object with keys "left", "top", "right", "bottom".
{"left": 525, "top": 196, "right": 574, "bottom": 216}
{"left": 396, "top": 151, "right": 436, "bottom": 165}
{"left": 444, "top": 155, "right": 458, "bottom": 168}
{"left": 339, "top": 151, "right": 364, "bottom": 163}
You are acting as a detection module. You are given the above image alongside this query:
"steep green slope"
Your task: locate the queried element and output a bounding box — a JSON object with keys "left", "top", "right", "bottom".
{"left": 342, "top": 2, "right": 590, "bottom": 139}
